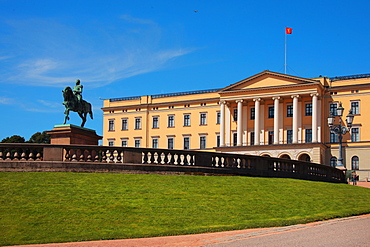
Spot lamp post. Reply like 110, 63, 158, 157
327, 102, 354, 169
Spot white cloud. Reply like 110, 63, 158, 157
0, 15, 195, 88
0, 97, 14, 105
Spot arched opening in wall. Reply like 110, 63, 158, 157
298, 154, 311, 162
261, 154, 271, 157
280, 154, 291, 159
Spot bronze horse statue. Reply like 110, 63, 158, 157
62, 86, 93, 127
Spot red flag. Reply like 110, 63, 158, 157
286, 27, 293, 34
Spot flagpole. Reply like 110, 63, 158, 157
284, 28, 287, 74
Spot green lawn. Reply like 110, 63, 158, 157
1, 172, 370, 246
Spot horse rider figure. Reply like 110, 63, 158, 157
73, 79, 83, 111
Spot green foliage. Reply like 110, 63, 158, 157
1, 135, 25, 143
1, 172, 370, 246
1, 131, 50, 144
27, 131, 50, 144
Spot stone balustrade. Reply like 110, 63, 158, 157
0, 143, 345, 183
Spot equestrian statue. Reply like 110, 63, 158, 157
62, 79, 93, 128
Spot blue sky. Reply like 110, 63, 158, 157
0, 0, 369, 141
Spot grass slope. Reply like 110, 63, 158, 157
1, 172, 370, 246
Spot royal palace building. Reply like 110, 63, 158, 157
102, 71, 370, 181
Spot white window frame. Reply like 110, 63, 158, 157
200, 112, 207, 126
135, 117, 142, 130
168, 115, 175, 128
121, 118, 128, 130
152, 116, 159, 129
184, 114, 191, 127
108, 119, 115, 131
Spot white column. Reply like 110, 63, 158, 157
253, 98, 261, 145
225, 104, 231, 146
273, 97, 280, 144
220, 101, 226, 147
311, 93, 318, 143
237, 100, 243, 146
292, 95, 299, 144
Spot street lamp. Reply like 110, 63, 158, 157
327, 102, 354, 170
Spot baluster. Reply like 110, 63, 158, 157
116, 150, 122, 163
28, 151, 34, 161
141, 151, 148, 164
94, 151, 100, 162
71, 149, 78, 162
163, 152, 169, 164
169, 152, 175, 165
109, 149, 114, 163
0, 151, 3, 161
189, 154, 195, 166
36, 151, 42, 161
79, 149, 85, 162
101, 150, 107, 163
64, 149, 70, 161
6, 152, 11, 160
218, 156, 223, 167
13, 151, 20, 161
20, 151, 27, 161
86, 149, 92, 162
158, 152, 164, 164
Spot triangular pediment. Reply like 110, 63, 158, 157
219, 71, 319, 92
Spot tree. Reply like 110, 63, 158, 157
27, 131, 50, 144
1, 135, 25, 143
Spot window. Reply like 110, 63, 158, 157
152, 138, 158, 148
305, 103, 312, 116
216, 135, 220, 147
351, 128, 359, 142
168, 138, 174, 149
268, 106, 274, 119
200, 113, 207, 125
233, 133, 237, 146
330, 103, 338, 116
330, 132, 338, 143
330, 157, 337, 167
121, 118, 128, 130
250, 108, 255, 120
216, 112, 221, 124
305, 129, 312, 143
168, 115, 174, 127
287, 130, 293, 144
134, 139, 141, 147
108, 140, 114, 146
233, 109, 238, 121
250, 132, 255, 145
200, 136, 206, 149
121, 139, 128, 147
152, 117, 159, 129
268, 131, 274, 145
351, 101, 360, 115
351, 156, 359, 170
287, 105, 293, 117
108, 119, 115, 131
184, 114, 190, 127
184, 137, 190, 150
135, 118, 141, 130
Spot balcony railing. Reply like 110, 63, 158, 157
0, 143, 345, 183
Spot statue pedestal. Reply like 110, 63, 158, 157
47, 124, 102, 145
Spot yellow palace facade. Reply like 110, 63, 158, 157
102, 71, 370, 181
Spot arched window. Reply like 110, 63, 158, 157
330, 157, 337, 167
299, 154, 311, 162
351, 156, 359, 170
280, 154, 291, 160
